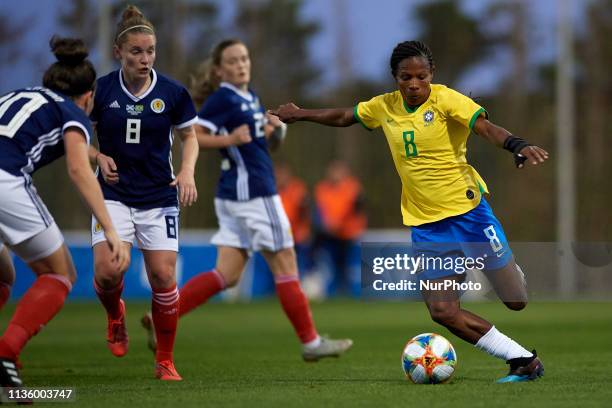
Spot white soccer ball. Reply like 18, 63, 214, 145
401, 333, 457, 384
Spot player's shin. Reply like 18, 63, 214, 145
0, 274, 71, 360
178, 269, 225, 317
152, 285, 179, 362
94, 277, 124, 319
274, 275, 319, 345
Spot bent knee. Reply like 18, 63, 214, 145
94, 259, 126, 287
220, 272, 240, 288
505, 301, 527, 311
64, 268, 77, 285
429, 306, 460, 326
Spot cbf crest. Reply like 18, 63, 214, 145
423, 109, 434, 126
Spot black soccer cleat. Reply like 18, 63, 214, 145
0, 358, 24, 387
497, 349, 544, 383
0, 357, 32, 404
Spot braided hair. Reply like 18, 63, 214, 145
389, 41, 434, 77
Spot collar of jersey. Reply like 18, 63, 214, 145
401, 88, 434, 114
220, 82, 253, 102
119, 68, 158, 102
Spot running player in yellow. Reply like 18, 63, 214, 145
270, 41, 548, 383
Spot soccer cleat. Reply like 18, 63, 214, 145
155, 360, 182, 381
140, 311, 157, 353
106, 299, 129, 357
0, 358, 24, 387
302, 336, 353, 362
0, 358, 31, 404
497, 349, 544, 383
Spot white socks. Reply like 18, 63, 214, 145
302, 335, 322, 350
475, 326, 533, 361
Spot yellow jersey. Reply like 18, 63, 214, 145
354, 84, 488, 226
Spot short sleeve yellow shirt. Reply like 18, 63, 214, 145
354, 84, 488, 226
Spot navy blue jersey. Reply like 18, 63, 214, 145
197, 82, 276, 201
92, 69, 197, 209
0, 87, 92, 177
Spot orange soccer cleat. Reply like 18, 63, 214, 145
155, 360, 182, 381
106, 299, 129, 357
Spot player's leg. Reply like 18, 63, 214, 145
0, 224, 74, 387
179, 197, 251, 317
93, 241, 131, 357
422, 274, 493, 343
457, 199, 528, 311
129, 206, 181, 380
142, 245, 248, 355
447, 198, 543, 381
178, 246, 248, 317
141, 249, 182, 381
485, 258, 528, 311
257, 196, 352, 361
0, 244, 15, 310
262, 247, 353, 361
91, 201, 133, 357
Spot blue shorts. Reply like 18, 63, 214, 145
411, 198, 513, 280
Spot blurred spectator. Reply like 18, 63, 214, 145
275, 162, 311, 247
275, 163, 314, 274
313, 160, 367, 295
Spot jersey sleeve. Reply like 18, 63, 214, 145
171, 86, 198, 129
440, 88, 488, 130
197, 92, 234, 134
354, 95, 383, 130
61, 102, 93, 145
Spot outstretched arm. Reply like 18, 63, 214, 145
195, 124, 251, 149
472, 116, 549, 168
268, 103, 357, 127
265, 113, 287, 151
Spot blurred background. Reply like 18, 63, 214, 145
1, 0, 610, 300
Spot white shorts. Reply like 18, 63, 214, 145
0, 169, 64, 262
212, 195, 294, 252
92, 200, 180, 251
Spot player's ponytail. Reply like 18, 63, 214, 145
42, 36, 96, 97
190, 38, 243, 109
115, 5, 155, 46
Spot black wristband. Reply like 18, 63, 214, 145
503, 135, 530, 155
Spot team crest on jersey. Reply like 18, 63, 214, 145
150, 98, 165, 113
93, 222, 102, 234
126, 104, 144, 115
423, 110, 434, 126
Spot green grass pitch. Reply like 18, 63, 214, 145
2, 300, 611, 407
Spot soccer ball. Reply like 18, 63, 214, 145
401, 333, 457, 384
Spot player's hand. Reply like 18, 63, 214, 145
265, 112, 284, 127
516, 145, 549, 169
171, 168, 198, 207
230, 124, 252, 145
104, 229, 129, 272
268, 103, 300, 124
96, 153, 119, 184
